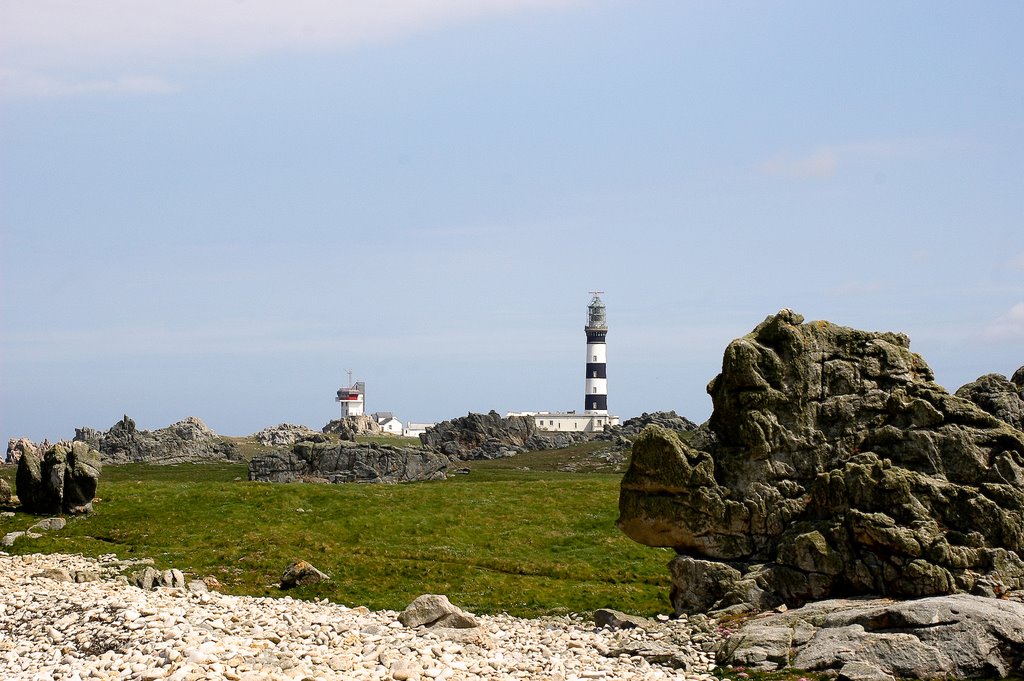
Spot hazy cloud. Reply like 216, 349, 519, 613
980, 303, 1024, 343
760, 138, 973, 180
761, 147, 838, 179
0, 67, 177, 98
0, 1, 577, 68
1008, 253, 1024, 271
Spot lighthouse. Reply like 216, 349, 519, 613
584, 292, 608, 414
506, 291, 618, 432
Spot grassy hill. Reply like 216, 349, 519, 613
0, 442, 674, 618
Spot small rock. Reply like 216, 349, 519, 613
30, 517, 67, 532
594, 608, 654, 630
2, 531, 24, 547
280, 560, 329, 589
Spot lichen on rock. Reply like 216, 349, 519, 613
618, 309, 1024, 613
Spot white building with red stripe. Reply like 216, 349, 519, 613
336, 381, 365, 417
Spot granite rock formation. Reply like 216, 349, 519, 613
322, 415, 382, 441
956, 369, 1024, 431
719, 594, 1024, 679
6, 437, 48, 465
16, 440, 101, 514
608, 411, 698, 440
419, 411, 587, 460
75, 415, 241, 465
618, 309, 1024, 613
252, 423, 319, 448
248, 439, 448, 484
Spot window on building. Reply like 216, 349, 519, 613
592, 387, 597, 393
592, 371, 597, 377
593, 355, 597, 361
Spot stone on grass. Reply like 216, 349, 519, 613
280, 560, 328, 589
16, 440, 100, 515
30, 517, 67, 532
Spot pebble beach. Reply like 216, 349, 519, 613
0, 552, 720, 681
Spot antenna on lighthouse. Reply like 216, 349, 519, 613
345, 368, 353, 388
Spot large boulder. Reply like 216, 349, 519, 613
956, 370, 1024, 430
248, 439, 449, 484
75, 415, 241, 465
16, 440, 101, 514
618, 310, 1024, 613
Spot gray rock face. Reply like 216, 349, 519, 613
248, 439, 448, 484
75, 415, 241, 465
16, 440, 101, 514
129, 566, 186, 590
420, 411, 584, 460
6, 437, 46, 465
719, 594, 1024, 679
618, 310, 1024, 613
322, 415, 382, 441
956, 370, 1024, 430
0, 478, 11, 505
398, 594, 478, 629
252, 423, 319, 448
608, 411, 698, 440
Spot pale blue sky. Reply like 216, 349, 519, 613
2, 1, 1022, 442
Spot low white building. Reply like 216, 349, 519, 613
370, 412, 404, 435
404, 422, 435, 438
507, 411, 619, 433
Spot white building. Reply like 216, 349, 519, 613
371, 412, 404, 435
404, 422, 435, 438
507, 410, 619, 433
336, 381, 365, 417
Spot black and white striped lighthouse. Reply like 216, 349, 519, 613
584, 292, 608, 414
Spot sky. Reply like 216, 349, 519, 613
1, 1, 1022, 442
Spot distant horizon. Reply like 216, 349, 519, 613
8, 304, 1020, 444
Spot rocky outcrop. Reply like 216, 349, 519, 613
618, 309, 1024, 613
420, 411, 587, 460
252, 423, 319, 448
720, 594, 1024, 679
956, 369, 1024, 430
248, 439, 448, 484
6, 437, 48, 465
322, 415, 382, 441
608, 411, 698, 440
75, 415, 241, 465
16, 440, 101, 514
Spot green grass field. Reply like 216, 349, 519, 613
0, 444, 675, 618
